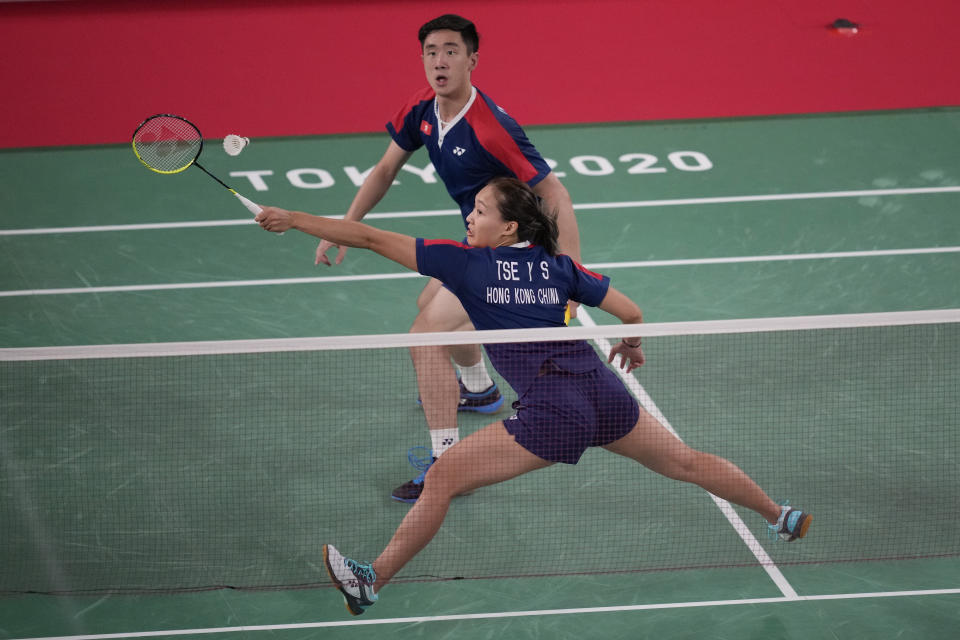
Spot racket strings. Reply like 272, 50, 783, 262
132, 115, 202, 173
131, 113, 262, 216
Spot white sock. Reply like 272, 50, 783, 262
430, 428, 460, 457
457, 361, 494, 392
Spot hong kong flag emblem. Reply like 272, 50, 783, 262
420, 120, 433, 136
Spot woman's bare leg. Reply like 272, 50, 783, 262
603, 407, 781, 523
373, 421, 553, 591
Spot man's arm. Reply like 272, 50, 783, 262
316, 140, 414, 266
533, 172, 582, 317
532, 173, 580, 263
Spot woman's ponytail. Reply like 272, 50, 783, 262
488, 177, 560, 256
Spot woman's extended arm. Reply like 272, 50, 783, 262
256, 207, 418, 271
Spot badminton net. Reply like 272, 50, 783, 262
0, 310, 957, 595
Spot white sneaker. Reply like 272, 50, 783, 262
323, 544, 378, 615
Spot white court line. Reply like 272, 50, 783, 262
0, 272, 424, 298
3, 246, 959, 298
589, 245, 960, 269
2, 185, 959, 236
0, 211, 461, 236
9, 589, 960, 639
575, 307, 798, 599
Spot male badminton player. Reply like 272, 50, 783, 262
255, 177, 812, 616
311, 14, 582, 504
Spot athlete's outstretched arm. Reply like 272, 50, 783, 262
597, 286, 645, 372
256, 207, 417, 271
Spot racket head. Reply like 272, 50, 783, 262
131, 114, 203, 174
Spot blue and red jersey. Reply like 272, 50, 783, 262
387, 87, 552, 223
416, 239, 611, 394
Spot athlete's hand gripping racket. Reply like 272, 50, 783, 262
132, 114, 261, 215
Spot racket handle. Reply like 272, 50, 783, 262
235, 192, 262, 215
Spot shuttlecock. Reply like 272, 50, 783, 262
223, 134, 250, 156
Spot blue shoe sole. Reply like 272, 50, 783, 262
391, 489, 475, 504
416, 394, 505, 413
457, 396, 505, 413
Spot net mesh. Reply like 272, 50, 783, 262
132, 115, 202, 173
1, 313, 958, 595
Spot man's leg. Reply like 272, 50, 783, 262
415, 279, 500, 404
411, 280, 469, 434
391, 280, 501, 503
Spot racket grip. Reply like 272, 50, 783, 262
235, 192, 263, 215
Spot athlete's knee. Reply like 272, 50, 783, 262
415, 279, 443, 312
423, 457, 463, 498
410, 300, 441, 334
411, 295, 469, 334
410, 309, 431, 333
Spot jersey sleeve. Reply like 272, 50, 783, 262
416, 238, 471, 290
385, 88, 434, 152
467, 93, 551, 188
564, 256, 611, 307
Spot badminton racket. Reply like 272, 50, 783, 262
132, 114, 261, 215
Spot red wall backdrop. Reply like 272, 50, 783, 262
1, 0, 958, 149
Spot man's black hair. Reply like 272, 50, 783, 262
418, 14, 480, 53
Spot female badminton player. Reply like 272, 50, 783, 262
255, 177, 812, 616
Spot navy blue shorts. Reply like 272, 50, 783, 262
504, 364, 640, 464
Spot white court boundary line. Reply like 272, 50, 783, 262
2, 185, 959, 236
3, 246, 959, 298
9, 589, 960, 639
576, 307, 798, 598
